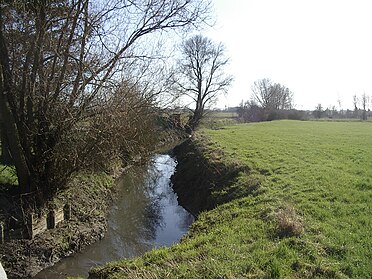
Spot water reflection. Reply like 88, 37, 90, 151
34, 154, 194, 279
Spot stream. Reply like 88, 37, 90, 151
34, 153, 194, 278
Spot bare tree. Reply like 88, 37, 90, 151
251, 78, 293, 111
353, 94, 359, 117
337, 98, 342, 111
313, 103, 323, 119
361, 93, 369, 120
0, 0, 211, 198
172, 35, 232, 131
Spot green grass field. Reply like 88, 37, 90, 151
90, 120, 372, 278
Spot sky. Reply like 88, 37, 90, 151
206, 0, 372, 110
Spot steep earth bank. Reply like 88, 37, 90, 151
170, 136, 247, 216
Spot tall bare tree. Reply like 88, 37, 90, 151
361, 93, 369, 120
251, 78, 293, 111
172, 35, 232, 131
353, 94, 359, 117
313, 103, 323, 119
0, 0, 210, 198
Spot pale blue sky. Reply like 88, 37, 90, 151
206, 0, 372, 110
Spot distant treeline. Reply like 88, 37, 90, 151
235, 105, 371, 123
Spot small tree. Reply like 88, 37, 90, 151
172, 35, 232, 132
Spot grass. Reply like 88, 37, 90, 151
0, 143, 18, 185
200, 111, 238, 130
0, 164, 18, 185
89, 120, 371, 278
206, 111, 238, 118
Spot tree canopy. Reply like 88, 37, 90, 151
0, 0, 211, 201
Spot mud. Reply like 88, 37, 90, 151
0, 173, 115, 279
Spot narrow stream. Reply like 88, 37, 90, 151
35, 154, 194, 278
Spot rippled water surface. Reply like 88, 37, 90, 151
35, 154, 194, 278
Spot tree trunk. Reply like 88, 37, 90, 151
187, 106, 203, 133
0, 14, 31, 192
0, 92, 31, 192
0, 122, 13, 164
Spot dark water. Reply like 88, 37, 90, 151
35, 154, 194, 278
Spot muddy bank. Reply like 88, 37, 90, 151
0, 170, 118, 278
170, 137, 246, 216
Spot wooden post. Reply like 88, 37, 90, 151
63, 203, 71, 220
28, 213, 34, 239
47, 210, 56, 229
0, 222, 4, 244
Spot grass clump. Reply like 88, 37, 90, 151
275, 205, 304, 238
89, 120, 372, 278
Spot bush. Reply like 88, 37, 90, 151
238, 106, 307, 122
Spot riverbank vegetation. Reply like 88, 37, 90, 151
90, 120, 372, 278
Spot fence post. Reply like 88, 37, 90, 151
64, 203, 71, 220
28, 213, 34, 239
0, 222, 4, 244
47, 210, 56, 229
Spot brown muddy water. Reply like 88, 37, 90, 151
34, 154, 194, 278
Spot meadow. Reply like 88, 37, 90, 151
82, 121, 372, 278
201, 120, 372, 277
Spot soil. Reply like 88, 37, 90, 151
0, 171, 117, 279
170, 139, 212, 216
1, 219, 106, 278
170, 137, 244, 216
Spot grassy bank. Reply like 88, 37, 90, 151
90, 120, 371, 278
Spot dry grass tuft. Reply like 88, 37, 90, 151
276, 205, 304, 237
